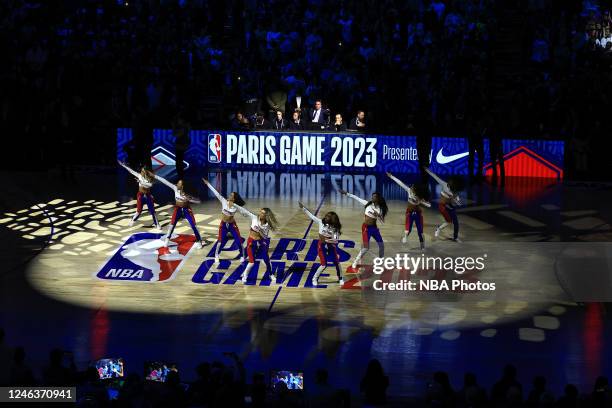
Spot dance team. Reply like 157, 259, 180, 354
119, 162, 464, 285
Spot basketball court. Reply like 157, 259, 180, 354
1, 168, 612, 398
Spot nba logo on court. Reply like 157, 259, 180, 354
208, 133, 222, 163
96, 232, 197, 282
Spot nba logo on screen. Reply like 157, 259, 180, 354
208, 134, 222, 163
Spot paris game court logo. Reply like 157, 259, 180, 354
95, 233, 197, 282
94, 235, 359, 288
208, 133, 222, 163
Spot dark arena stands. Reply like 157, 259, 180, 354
1, 0, 612, 406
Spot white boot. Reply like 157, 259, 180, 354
164, 225, 174, 244
351, 248, 368, 269
312, 265, 325, 286
242, 263, 253, 283
338, 278, 344, 286
214, 245, 221, 263
435, 222, 448, 238
128, 214, 137, 227
401, 231, 408, 243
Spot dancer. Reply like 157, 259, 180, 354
118, 161, 160, 229
154, 175, 205, 247
339, 189, 388, 270
386, 172, 431, 249
298, 202, 344, 286
202, 178, 246, 263
234, 205, 279, 283
424, 167, 464, 242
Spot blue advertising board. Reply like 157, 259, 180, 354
117, 129, 564, 178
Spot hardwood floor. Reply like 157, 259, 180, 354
1, 170, 611, 397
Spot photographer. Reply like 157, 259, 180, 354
76, 367, 110, 406
306, 369, 342, 407
0, 329, 13, 386
43, 349, 77, 386
213, 352, 246, 407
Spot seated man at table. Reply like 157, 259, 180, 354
230, 111, 250, 130
254, 112, 269, 130
272, 110, 289, 130
331, 113, 347, 132
348, 110, 366, 131
289, 110, 305, 130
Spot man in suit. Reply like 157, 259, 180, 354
307, 100, 329, 130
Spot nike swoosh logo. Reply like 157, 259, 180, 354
436, 148, 469, 164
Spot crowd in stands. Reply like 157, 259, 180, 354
1, 328, 612, 407
0, 0, 495, 137
583, 0, 612, 48
1, 0, 611, 176
510, 0, 612, 177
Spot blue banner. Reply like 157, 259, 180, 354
117, 129, 564, 178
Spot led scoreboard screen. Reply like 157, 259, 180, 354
117, 129, 564, 178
